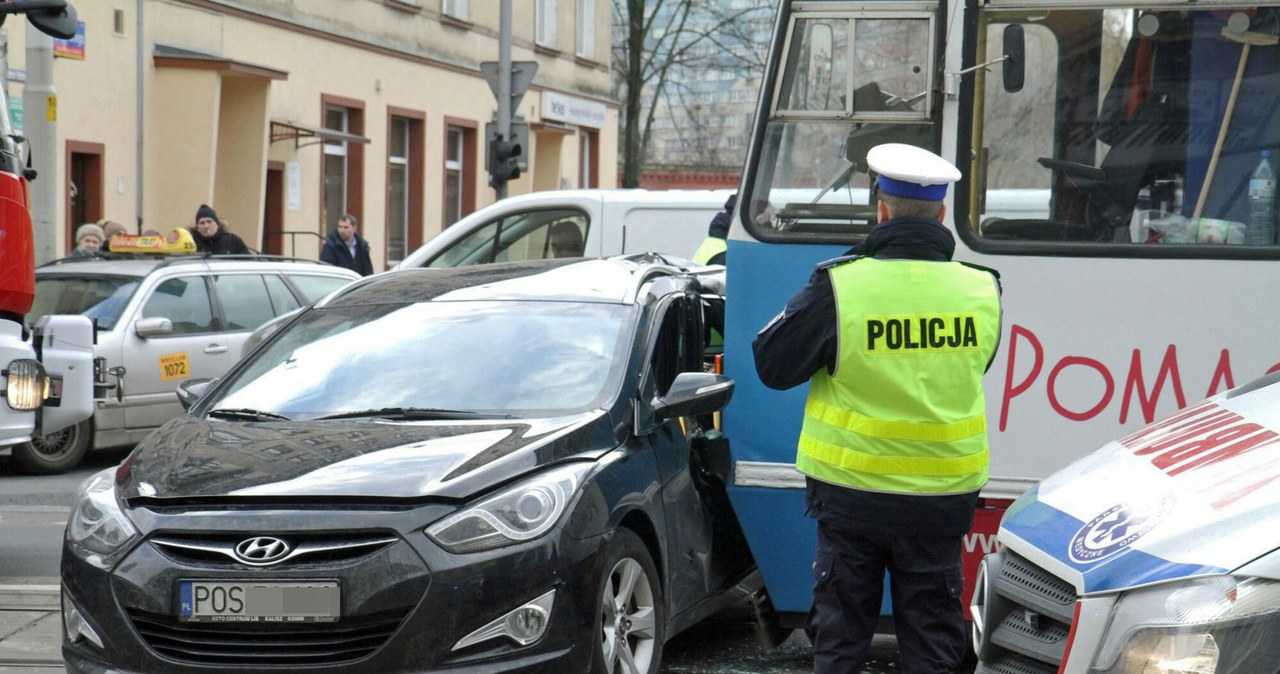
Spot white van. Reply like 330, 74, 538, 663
394, 188, 735, 269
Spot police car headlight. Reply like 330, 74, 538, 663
67, 469, 139, 563
4, 358, 46, 411
426, 463, 592, 554
1090, 577, 1280, 673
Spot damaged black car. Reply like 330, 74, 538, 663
61, 255, 755, 674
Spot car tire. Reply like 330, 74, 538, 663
593, 528, 665, 674
11, 419, 92, 475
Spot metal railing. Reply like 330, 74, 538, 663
264, 230, 325, 259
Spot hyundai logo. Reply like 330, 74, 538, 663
233, 536, 292, 565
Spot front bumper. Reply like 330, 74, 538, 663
62, 505, 605, 673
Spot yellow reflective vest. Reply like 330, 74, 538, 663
796, 257, 1001, 495
692, 237, 727, 265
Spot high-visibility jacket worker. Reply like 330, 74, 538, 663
691, 194, 736, 265
752, 143, 1003, 674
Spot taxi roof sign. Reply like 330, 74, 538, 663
110, 228, 196, 255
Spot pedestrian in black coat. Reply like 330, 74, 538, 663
190, 204, 251, 255
320, 213, 374, 276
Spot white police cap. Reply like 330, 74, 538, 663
867, 143, 961, 201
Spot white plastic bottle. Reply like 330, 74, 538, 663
1247, 150, 1276, 245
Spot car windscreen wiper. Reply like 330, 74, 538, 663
207, 408, 293, 421
314, 407, 515, 421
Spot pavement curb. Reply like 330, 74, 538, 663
0, 585, 59, 611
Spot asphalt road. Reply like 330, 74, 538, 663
0, 446, 905, 673
0, 447, 123, 582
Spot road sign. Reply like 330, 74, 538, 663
480, 60, 538, 111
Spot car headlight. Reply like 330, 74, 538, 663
426, 462, 592, 554
66, 468, 139, 560
4, 358, 46, 411
1091, 576, 1280, 674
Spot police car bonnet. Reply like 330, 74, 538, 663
868, 143, 961, 201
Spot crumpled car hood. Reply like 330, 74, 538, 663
119, 411, 610, 502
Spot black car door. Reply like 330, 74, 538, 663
643, 293, 751, 621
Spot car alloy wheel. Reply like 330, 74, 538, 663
596, 528, 664, 674
12, 419, 92, 475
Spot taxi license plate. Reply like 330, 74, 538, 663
178, 580, 340, 622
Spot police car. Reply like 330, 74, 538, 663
970, 372, 1280, 673
11, 249, 359, 474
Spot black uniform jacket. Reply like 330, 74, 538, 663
752, 217, 1001, 537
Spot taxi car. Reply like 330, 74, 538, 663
60, 255, 752, 674
12, 255, 358, 473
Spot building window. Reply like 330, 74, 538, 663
386, 110, 424, 266
580, 129, 598, 188
321, 97, 365, 235
536, 0, 556, 47
442, 0, 468, 21
444, 128, 465, 227
388, 117, 411, 264
576, 0, 594, 58
323, 106, 350, 232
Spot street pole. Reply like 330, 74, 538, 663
0, 28, 9, 103
26, 23, 56, 265
136, 0, 145, 233
496, 0, 512, 200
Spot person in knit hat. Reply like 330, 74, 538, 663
190, 204, 250, 255
71, 223, 105, 257
99, 220, 128, 253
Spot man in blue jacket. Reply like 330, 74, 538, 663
321, 214, 374, 276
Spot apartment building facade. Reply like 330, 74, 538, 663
10, 0, 617, 269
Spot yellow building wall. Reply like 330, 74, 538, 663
7, 0, 618, 265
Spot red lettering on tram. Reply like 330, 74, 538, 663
999, 325, 1042, 431
1119, 346, 1186, 425
1047, 357, 1114, 421
997, 325, 1274, 429
1207, 350, 1236, 396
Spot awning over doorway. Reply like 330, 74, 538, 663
153, 44, 288, 80
270, 120, 372, 149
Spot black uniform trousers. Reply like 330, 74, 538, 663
806, 519, 967, 674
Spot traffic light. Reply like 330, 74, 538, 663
488, 134, 522, 187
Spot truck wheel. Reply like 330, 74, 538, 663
593, 528, 665, 674
12, 419, 92, 475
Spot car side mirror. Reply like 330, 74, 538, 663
134, 317, 173, 338
652, 372, 735, 420
1003, 24, 1025, 93
176, 378, 215, 411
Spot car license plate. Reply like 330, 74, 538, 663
178, 580, 340, 622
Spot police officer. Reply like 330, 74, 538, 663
752, 143, 1002, 674
692, 193, 736, 265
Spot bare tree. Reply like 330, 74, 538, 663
612, 0, 773, 187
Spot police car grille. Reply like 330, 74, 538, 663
149, 531, 399, 568
975, 551, 1079, 674
127, 608, 408, 665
